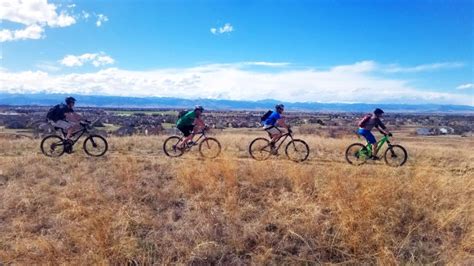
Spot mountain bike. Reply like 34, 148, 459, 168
249, 127, 310, 162
345, 132, 407, 167
163, 127, 221, 158
40, 120, 108, 157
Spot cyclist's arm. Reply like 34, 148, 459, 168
376, 120, 390, 135
194, 117, 205, 129
65, 112, 82, 122
276, 118, 289, 129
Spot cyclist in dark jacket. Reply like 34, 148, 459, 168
50, 97, 83, 140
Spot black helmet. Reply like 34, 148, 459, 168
194, 105, 204, 111
65, 96, 76, 104
374, 108, 384, 115
275, 104, 285, 110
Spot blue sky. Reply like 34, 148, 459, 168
1, 0, 473, 105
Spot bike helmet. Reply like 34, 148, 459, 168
275, 104, 285, 111
65, 96, 76, 104
194, 105, 204, 111
374, 108, 384, 115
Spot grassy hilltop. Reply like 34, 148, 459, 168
0, 131, 472, 264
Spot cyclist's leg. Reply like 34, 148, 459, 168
53, 120, 75, 152
366, 132, 378, 158
358, 128, 377, 156
66, 121, 81, 139
54, 120, 73, 139
265, 126, 281, 143
178, 125, 194, 148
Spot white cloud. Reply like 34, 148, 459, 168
0, 24, 44, 42
331, 60, 377, 73
0, 61, 472, 105
0, 0, 76, 42
327, 60, 464, 74
210, 23, 234, 35
59, 53, 115, 67
35, 61, 61, 72
219, 23, 233, 33
82, 11, 90, 20
457, 83, 474, 90
383, 62, 464, 73
50, 11, 76, 27
96, 14, 108, 27
243, 62, 290, 67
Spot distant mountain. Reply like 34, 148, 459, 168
0, 92, 473, 113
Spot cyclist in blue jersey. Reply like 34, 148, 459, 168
263, 104, 289, 154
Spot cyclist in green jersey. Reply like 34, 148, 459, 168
176, 105, 205, 149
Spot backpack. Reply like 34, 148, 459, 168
358, 114, 372, 128
260, 110, 273, 122
177, 110, 189, 119
46, 104, 63, 122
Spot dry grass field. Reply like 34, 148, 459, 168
0, 130, 473, 264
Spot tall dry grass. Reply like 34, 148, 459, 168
0, 132, 472, 264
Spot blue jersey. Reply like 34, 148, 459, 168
264, 111, 281, 126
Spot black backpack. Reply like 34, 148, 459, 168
260, 110, 273, 122
46, 104, 63, 122
177, 110, 189, 119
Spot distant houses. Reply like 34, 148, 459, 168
416, 127, 455, 136
0, 105, 472, 138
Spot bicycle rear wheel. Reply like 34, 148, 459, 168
285, 139, 310, 162
249, 138, 272, 161
384, 145, 408, 167
345, 143, 369, 165
83, 135, 108, 157
199, 137, 221, 158
163, 136, 184, 157
40, 135, 65, 157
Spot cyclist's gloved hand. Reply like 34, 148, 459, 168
388, 133, 393, 137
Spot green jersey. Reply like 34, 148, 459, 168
176, 110, 197, 127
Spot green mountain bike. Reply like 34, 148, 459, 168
345, 132, 407, 167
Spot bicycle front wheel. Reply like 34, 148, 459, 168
40, 135, 65, 157
199, 137, 221, 158
83, 135, 108, 157
345, 143, 369, 165
384, 145, 408, 167
285, 139, 310, 162
249, 138, 272, 161
163, 136, 184, 157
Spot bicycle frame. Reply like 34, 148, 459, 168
268, 131, 294, 151
178, 130, 208, 151
56, 124, 90, 145
364, 135, 391, 157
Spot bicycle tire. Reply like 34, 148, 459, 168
285, 139, 310, 162
83, 135, 108, 157
199, 137, 221, 159
163, 136, 184, 157
249, 137, 272, 161
345, 143, 369, 165
384, 144, 408, 167
40, 135, 65, 157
